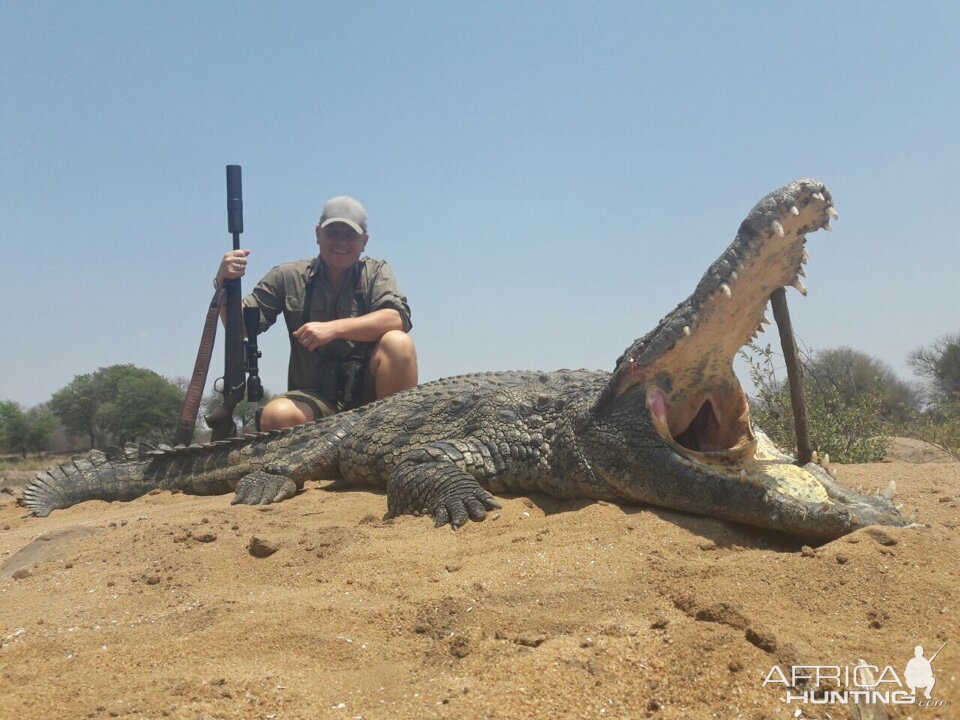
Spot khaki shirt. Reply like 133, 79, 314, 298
243, 256, 412, 392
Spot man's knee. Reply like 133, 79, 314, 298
370, 331, 418, 399
259, 398, 313, 431
375, 330, 416, 361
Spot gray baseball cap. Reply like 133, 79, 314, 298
319, 195, 368, 234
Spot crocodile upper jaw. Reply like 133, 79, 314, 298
594, 179, 837, 472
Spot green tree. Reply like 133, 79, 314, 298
48, 372, 100, 448
0, 401, 56, 458
901, 332, 960, 460
909, 332, 960, 403
26, 405, 56, 455
804, 347, 919, 423
49, 365, 185, 448
95, 373, 185, 445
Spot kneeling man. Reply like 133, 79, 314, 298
215, 195, 417, 430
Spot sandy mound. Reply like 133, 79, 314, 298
883, 437, 956, 464
1, 463, 958, 719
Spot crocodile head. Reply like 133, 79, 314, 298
588, 179, 907, 542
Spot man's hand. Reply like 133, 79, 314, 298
292, 321, 341, 351
217, 249, 250, 284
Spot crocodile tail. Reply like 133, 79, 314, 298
22, 444, 158, 517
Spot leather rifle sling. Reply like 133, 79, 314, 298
174, 288, 225, 445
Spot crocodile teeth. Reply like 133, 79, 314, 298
720, 283, 732, 299
812, 192, 825, 202
797, 266, 806, 277
792, 277, 808, 296
811, 450, 819, 464
827, 206, 839, 220
682, 325, 691, 336
790, 205, 799, 216
801, 249, 809, 263
771, 220, 785, 237
822, 453, 831, 473
761, 313, 771, 325
822, 222, 832, 232
882, 481, 896, 499
730, 270, 738, 281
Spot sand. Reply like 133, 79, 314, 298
1, 460, 958, 720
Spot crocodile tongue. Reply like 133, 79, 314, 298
594, 179, 838, 466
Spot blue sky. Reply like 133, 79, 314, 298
1, 1, 958, 407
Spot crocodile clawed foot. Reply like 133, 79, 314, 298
433, 490, 502, 530
386, 460, 501, 530
232, 470, 298, 506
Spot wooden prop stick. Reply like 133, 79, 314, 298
769, 287, 813, 465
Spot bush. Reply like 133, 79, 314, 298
742, 343, 889, 463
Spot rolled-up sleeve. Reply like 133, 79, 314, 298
243, 265, 286, 333
368, 261, 412, 332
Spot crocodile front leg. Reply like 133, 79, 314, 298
231, 470, 299, 506
387, 442, 503, 528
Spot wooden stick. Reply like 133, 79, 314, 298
769, 288, 813, 465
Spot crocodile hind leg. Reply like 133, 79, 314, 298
231, 470, 298, 506
387, 449, 502, 529
230, 416, 356, 506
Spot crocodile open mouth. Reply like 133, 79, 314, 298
673, 400, 733, 452
646, 383, 755, 464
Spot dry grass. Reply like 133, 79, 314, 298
0, 452, 75, 473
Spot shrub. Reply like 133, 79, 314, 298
742, 343, 888, 463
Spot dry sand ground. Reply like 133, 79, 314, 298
0, 456, 957, 720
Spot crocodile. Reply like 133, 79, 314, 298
23, 179, 908, 542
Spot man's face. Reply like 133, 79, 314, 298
316, 222, 368, 273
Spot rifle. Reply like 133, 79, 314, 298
206, 165, 263, 440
